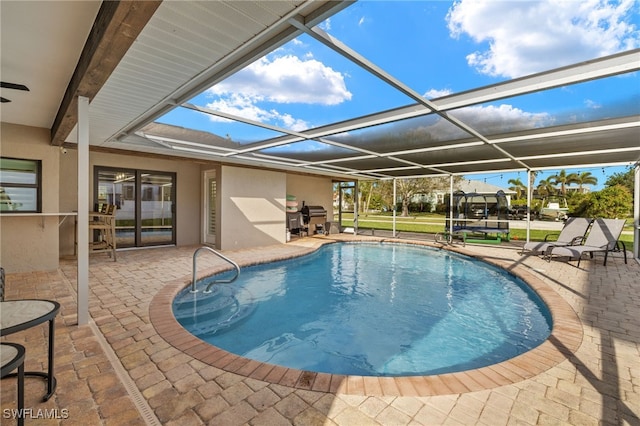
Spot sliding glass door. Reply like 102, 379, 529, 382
95, 167, 176, 248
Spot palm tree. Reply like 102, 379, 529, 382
536, 179, 556, 198
528, 171, 538, 195
575, 171, 598, 192
548, 169, 578, 196
507, 178, 526, 200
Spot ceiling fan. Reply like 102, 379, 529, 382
1, 81, 30, 103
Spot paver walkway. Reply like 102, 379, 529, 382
1, 235, 638, 425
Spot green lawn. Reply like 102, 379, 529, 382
335, 213, 635, 246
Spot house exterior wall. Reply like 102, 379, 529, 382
0, 123, 61, 272
1, 122, 336, 271
58, 150, 204, 256
204, 167, 334, 250
219, 166, 287, 250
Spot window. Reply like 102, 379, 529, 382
0, 157, 42, 213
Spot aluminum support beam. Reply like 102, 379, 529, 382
449, 176, 454, 244
77, 96, 89, 325
392, 179, 397, 238
242, 45, 639, 159
289, 16, 532, 171
352, 181, 359, 235
634, 164, 639, 261
526, 170, 532, 243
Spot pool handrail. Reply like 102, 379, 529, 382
190, 246, 240, 293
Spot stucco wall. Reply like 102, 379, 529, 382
219, 166, 287, 250
58, 150, 204, 255
286, 174, 334, 232
1, 122, 337, 271
0, 123, 61, 272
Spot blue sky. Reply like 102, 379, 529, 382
158, 0, 639, 190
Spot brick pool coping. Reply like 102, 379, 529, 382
149, 237, 583, 397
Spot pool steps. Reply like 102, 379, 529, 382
174, 285, 255, 336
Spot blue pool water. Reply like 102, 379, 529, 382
173, 243, 552, 376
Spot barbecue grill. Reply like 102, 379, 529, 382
300, 205, 326, 223
300, 205, 327, 234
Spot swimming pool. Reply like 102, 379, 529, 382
173, 242, 552, 377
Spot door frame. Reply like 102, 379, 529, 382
94, 166, 177, 248
203, 169, 217, 246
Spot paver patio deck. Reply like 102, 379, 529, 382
1, 234, 638, 425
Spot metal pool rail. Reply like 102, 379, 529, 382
190, 246, 240, 293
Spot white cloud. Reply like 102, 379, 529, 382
209, 55, 351, 106
447, 0, 639, 78
585, 99, 602, 109
205, 54, 351, 131
419, 104, 552, 140
454, 104, 552, 130
318, 18, 331, 31
358, 16, 365, 26
424, 88, 453, 99
205, 94, 311, 131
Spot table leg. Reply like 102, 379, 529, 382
5, 318, 58, 401
44, 317, 56, 401
17, 362, 24, 426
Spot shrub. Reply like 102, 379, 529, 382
574, 185, 632, 218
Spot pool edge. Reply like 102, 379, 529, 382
149, 236, 583, 397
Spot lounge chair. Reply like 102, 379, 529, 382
520, 217, 592, 256
547, 218, 627, 266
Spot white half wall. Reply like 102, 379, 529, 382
1, 123, 61, 272
219, 166, 286, 250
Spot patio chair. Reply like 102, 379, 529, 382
520, 217, 592, 256
89, 204, 117, 261
547, 218, 627, 267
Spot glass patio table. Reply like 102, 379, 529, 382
0, 299, 60, 401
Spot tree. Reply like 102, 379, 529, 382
358, 181, 375, 215
507, 177, 526, 200
605, 166, 634, 193
536, 179, 556, 198
567, 191, 588, 215
379, 176, 457, 217
548, 169, 578, 196
528, 170, 538, 193
574, 185, 632, 218
395, 179, 428, 217
575, 171, 598, 192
